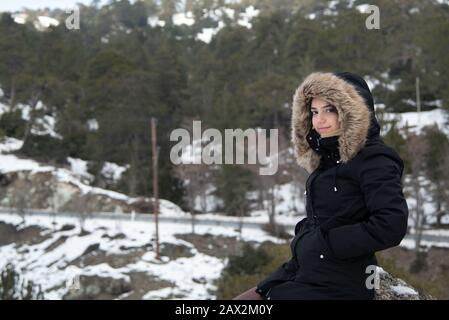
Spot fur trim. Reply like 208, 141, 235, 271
319, 127, 343, 138
291, 72, 371, 173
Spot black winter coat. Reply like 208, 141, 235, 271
256, 72, 409, 300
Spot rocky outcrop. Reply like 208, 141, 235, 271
63, 274, 132, 300
374, 267, 433, 300
0, 170, 184, 215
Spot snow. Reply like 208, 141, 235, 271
355, 4, 373, 13
271, 183, 305, 215
194, 189, 222, 212
32, 114, 62, 139
0, 154, 53, 174
184, 211, 302, 229
196, 7, 242, 43
6, 101, 61, 138
79, 263, 131, 281
364, 75, 381, 90
19, 103, 32, 120
380, 71, 402, 91
390, 285, 418, 296
55, 169, 128, 201
101, 162, 129, 182
0, 135, 188, 215
87, 119, 99, 131
424, 99, 443, 108
148, 16, 166, 27
246, 182, 305, 219
0, 137, 23, 153
376, 266, 387, 275
12, 12, 28, 24
67, 157, 93, 181
237, 5, 259, 29
399, 237, 449, 250
178, 138, 209, 164
207, 8, 235, 21
142, 287, 175, 299
173, 12, 195, 26
2, 203, 438, 300
322, 2, 339, 17
36, 16, 59, 28
0, 208, 283, 300
385, 108, 449, 136
28, 230, 105, 269
347, 0, 357, 7
140, 253, 225, 299
196, 21, 225, 43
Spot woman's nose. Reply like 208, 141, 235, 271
316, 113, 326, 123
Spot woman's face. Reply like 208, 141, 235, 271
310, 97, 340, 135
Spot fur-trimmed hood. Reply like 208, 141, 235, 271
291, 71, 381, 173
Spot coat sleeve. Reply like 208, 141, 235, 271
255, 257, 298, 296
255, 218, 307, 296
324, 152, 409, 260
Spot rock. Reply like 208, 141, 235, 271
81, 243, 100, 256
374, 267, 433, 300
121, 272, 174, 300
176, 233, 240, 259
78, 229, 91, 236
44, 235, 68, 252
70, 248, 147, 269
60, 224, 75, 231
0, 169, 185, 215
160, 242, 194, 259
102, 233, 126, 240
0, 222, 50, 246
0, 222, 17, 246
119, 243, 152, 251
0, 171, 134, 214
63, 275, 132, 300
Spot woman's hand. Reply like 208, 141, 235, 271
232, 287, 264, 300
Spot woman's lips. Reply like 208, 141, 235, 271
318, 127, 331, 131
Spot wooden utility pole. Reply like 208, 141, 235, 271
151, 118, 160, 260
416, 76, 421, 125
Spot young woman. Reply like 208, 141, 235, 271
233, 71, 409, 300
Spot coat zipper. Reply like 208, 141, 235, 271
306, 169, 321, 227
292, 169, 321, 265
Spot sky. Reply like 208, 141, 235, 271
0, 0, 107, 12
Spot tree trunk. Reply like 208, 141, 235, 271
9, 77, 16, 109
413, 176, 424, 253
268, 185, 277, 237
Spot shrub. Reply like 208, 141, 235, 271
215, 241, 290, 299
0, 111, 26, 138
19, 135, 67, 163
0, 264, 44, 300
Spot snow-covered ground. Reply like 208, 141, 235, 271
0, 211, 283, 300
0, 137, 23, 153
382, 107, 449, 136
1, 206, 444, 300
